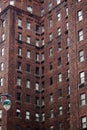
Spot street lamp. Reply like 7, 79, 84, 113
0, 94, 11, 111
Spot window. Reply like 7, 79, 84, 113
35, 82, 39, 91
58, 57, 61, 66
66, 7, 68, 16
2, 20, 5, 27
78, 30, 83, 41
27, 22, 31, 30
36, 39, 40, 47
49, 62, 53, 70
41, 8, 45, 16
26, 94, 30, 103
81, 116, 86, 129
26, 80, 31, 88
16, 125, 21, 130
16, 109, 21, 117
0, 110, 2, 119
18, 33, 22, 41
49, 33, 53, 41
1, 33, 5, 41
0, 78, 3, 86
42, 113, 45, 122
10, 0, 14, 5
67, 69, 70, 79
57, 13, 61, 21
42, 39, 45, 46
57, 28, 61, 36
50, 109, 54, 118
67, 103, 70, 113
36, 67, 39, 75
50, 126, 54, 130
26, 64, 30, 72
27, 6, 32, 13
50, 93, 53, 102
26, 127, 31, 130
67, 85, 70, 95
58, 89, 62, 97
42, 67, 44, 75
42, 81, 45, 90
0, 63, 4, 71
58, 42, 61, 51
58, 73, 62, 82
49, 19, 53, 28
66, 37, 70, 47
41, 25, 44, 33
41, 97, 45, 106
18, 47, 22, 56
79, 50, 84, 62
48, 1, 52, 11
49, 48, 53, 56
26, 111, 30, 120
41, 53, 44, 61
35, 97, 40, 106
59, 106, 63, 115
1, 48, 4, 56
17, 62, 22, 71
66, 22, 69, 30
26, 36, 31, 44
67, 53, 70, 63
78, 10, 83, 21
80, 93, 86, 106
35, 113, 39, 121
50, 77, 53, 85
58, 122, 62, 130
27, 50, 31, 58
36, 53, 40, 61
18, 19, 22, 28
79, 72, 85, 84
17, 78, 21, 86
16, 92, 21, 101
56, 0, 61, 5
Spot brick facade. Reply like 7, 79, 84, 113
0, 0, 87, 130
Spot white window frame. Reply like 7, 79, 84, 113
57, 13, 61, 21
58, 28, 61, 36
0, 110, 2, 119
35, 82, 39, 91
27, 22, 31, 30
80, 72, 85, 84
17, 78, 21, 86
49, 33, 53, 41
59, 106, 63, 115
18, 19, 22, 27
18, 48, 22, 56
26, 80, 31, 88
78, 30, 83, 41
26, 36, 31, 44
35, 113, 39, 122
80, 93, 86, 106
26, 111, 30, 120
56, 0, 61, 5
0, 78, 3, 86
79, 50, 84, 62
27, 6, 33, 13
1, 48, 4, 56
81, 117, 87, 129
78, 10, 83, 21
58, 73, 62, 82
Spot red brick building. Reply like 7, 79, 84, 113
0, 0, 87, 130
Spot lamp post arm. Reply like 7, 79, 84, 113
0, 94, 10, 99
